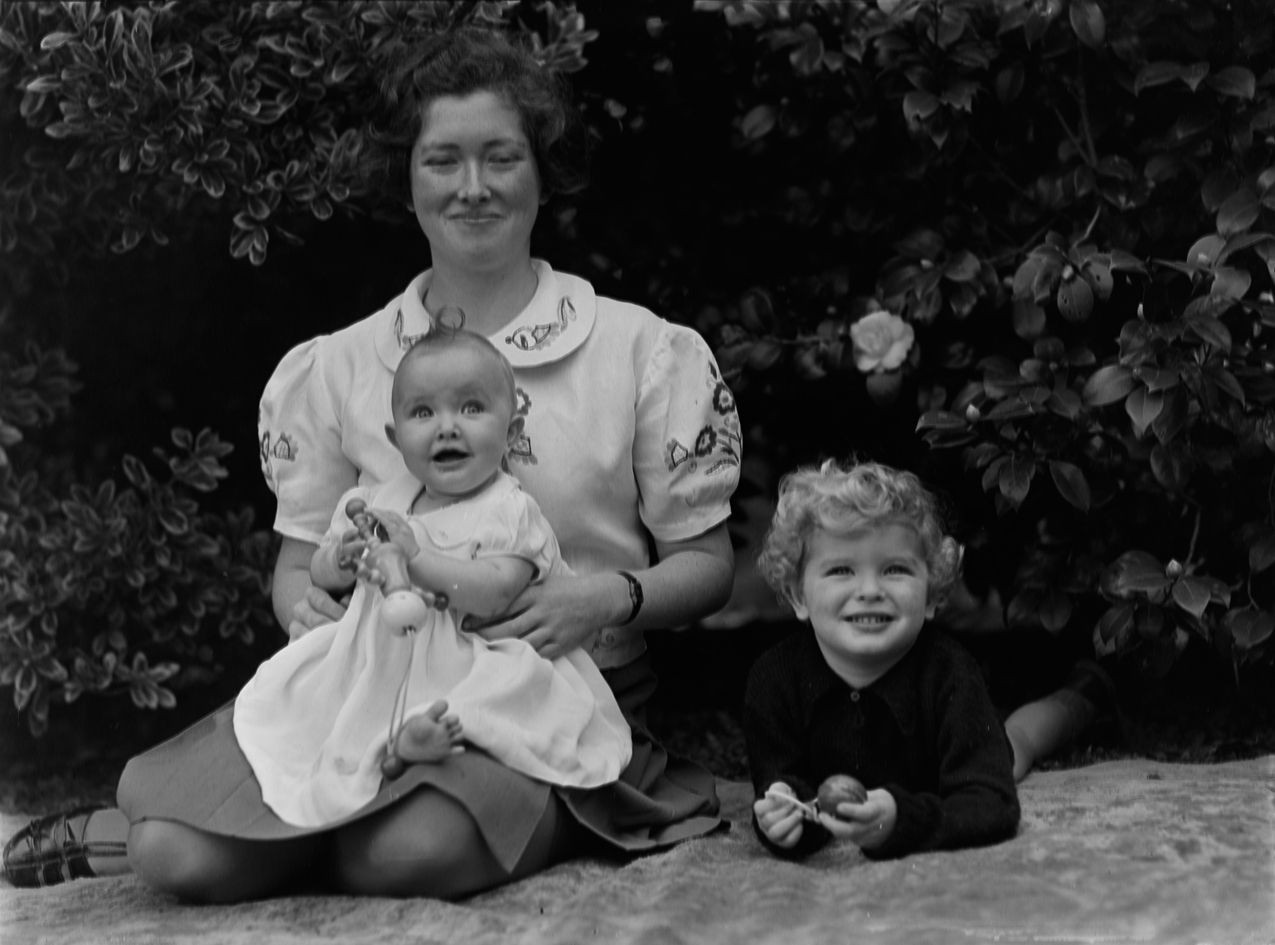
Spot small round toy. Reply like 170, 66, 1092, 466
817, 774, 868, 816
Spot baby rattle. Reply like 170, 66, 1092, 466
344, 498, 448, 779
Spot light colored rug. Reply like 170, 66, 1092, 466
2, 758, 1273, 945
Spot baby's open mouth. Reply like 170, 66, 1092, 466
432, 449, 469, 463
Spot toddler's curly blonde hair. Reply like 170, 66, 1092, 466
758, 459, 962, 612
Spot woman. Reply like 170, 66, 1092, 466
4, 26, 739, 899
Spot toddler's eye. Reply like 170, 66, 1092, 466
885, 564, 916, 576
825, 565, 851, 577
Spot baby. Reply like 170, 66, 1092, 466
233, 329, 631, 828
746, 459, 1019, 860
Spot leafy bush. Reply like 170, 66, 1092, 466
689, 0, 1275, 690
0, 328, 278, 735
0, 0, 596, 291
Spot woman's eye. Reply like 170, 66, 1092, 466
490, 152, 520, 165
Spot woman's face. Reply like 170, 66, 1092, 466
409, 90, 541, 273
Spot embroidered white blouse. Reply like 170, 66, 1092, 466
258, 260, 741, 669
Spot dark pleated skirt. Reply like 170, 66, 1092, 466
117, 651, 722, 872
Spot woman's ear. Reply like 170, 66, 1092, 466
506, 414, 525, 447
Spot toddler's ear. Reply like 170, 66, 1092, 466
506, 414, 525, 446
787, 587, 810, 622
385, 423, 399, 449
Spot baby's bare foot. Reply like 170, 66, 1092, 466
393, 700, 464, 764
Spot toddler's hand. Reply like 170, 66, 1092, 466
816, 788, 898, 851
753, 782, 808, 850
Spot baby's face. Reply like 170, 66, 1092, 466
390, 346, 516, 500
793, 522, 934, 683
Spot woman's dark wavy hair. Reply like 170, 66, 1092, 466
358, 26, 589, 205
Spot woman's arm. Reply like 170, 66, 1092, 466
473, 521, 734, 661
273, 536, 348, 640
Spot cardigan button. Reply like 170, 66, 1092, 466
850, 691, 860, 702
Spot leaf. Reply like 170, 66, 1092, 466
1049, 460, 1091, 511
1046, 388, 1082, 419
943, 251, 979, 282
865, 370, 902, 405
1204, 365, 1244, 403
1248, 533, 1275, 573
1134, 61, 1183, 95
1125, 387, 1164, 437
1039, 589, 1073, 632
1105, 550, 1170, 600
1056, 277, 1093, 321
1186, 234, 1226, 267
1150, 443, 1192, 491
1188, 313, 1233, 349
1068, 0, 1105, 48
740, 105, 776, 140
903, 90, 941, 124
1229, 610, 1275, 650
1217, 188, 1260, 235
1171, 576, 1213, 618
1094, 603, 1135, 656
998, 454, 1035, 508
916, 411, 969, 432
1082, 364, 1135, 406
1207, 65, 1256, 100
1210, 267, 1250, 300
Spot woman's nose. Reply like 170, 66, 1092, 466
458, 159, 490, 202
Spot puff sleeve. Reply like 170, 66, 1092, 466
466, 488, 564, 583
258, 338, 359, 544
632, 323, 741, 542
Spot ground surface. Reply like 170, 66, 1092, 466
2, 758, 1273, 945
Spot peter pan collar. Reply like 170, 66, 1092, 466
374, 260, 596, 372
799, 628, 921, 736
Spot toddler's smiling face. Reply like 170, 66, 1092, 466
793, 522, 934, 686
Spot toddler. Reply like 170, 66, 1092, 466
233, 329, 631, 827
746, 460, 1019, 859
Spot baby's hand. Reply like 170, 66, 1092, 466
369, 509, 420, 559
335, 527, 369, 573
816, 787, 898, 851
753, 782, 809, 850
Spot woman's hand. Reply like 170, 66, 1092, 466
753, 782, 807, 850
470, 571, 627, 661
289, 585, 349, 641
816, 788, 898, 851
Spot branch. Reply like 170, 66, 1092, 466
1074, 47, 1099, 166
1186, 506, 1202, 565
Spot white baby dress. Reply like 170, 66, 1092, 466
233, 471, 632, 828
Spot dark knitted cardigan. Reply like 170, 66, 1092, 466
743, 625, 1020, 860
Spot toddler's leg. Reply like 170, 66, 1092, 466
128, 820, 325, 902
1003, 661, 1116, 781
331, 787, 576, 898
393, 700, 464, 765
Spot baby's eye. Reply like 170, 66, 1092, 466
461, 401, 485, 414
411, 406, 433, 419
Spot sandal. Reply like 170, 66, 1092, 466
2, 804, 127, 888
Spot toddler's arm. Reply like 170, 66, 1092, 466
743, 657, 831, 859
369, 509, 535, 618
858, 648, 1020, 860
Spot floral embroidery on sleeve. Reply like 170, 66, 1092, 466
665, 363, 741, 476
